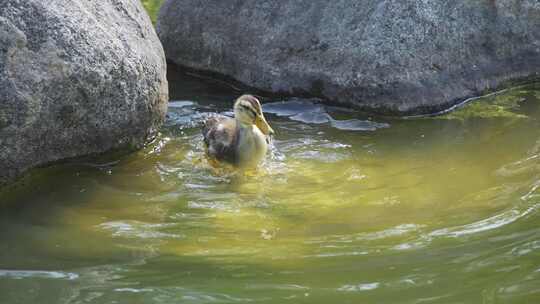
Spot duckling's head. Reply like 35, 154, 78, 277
233, 95, 274, 135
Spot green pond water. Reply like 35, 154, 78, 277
1, 68, 540, 303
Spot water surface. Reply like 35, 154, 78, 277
1, 69, 539, 303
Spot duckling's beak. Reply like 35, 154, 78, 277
255, 113, 275, 135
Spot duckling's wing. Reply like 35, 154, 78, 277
202, 116, 238, 164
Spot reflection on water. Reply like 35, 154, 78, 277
1, 69, 539, 303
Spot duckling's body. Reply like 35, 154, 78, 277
203, 116, 268, 167
202, 95, 274, 168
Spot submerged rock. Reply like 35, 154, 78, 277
157, 0, 540, 115
263, 99, 389, 131
264, 99, 325, 117
0, 0, 168, 186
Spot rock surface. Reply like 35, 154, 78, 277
0, 0, 168, 186
157, 0, 540, 114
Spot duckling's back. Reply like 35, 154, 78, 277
202, 116, 238, 165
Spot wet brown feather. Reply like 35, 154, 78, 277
202, 116, 239, 165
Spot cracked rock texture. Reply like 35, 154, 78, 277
157, 0, 540, 114
0, 0, 168, 186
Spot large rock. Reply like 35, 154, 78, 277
0, 0, 168, 186
157, 0, 540, 114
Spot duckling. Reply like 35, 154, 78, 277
202, 95, 274, 168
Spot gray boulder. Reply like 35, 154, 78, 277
157, 0, 540, 114
0, 0, 168, 186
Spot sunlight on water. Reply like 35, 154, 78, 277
1, 69, 539, 303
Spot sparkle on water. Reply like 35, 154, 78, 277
1, 68, 540, 303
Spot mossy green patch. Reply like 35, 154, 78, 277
141, 0, 164, 24
435, 84, 540, 121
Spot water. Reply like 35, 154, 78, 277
1, 68, 539, 303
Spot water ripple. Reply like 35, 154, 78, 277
98, 221, 183, 239
429, 205, 537, 238
338, 282, 380, 292
0, 270, 78, 280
